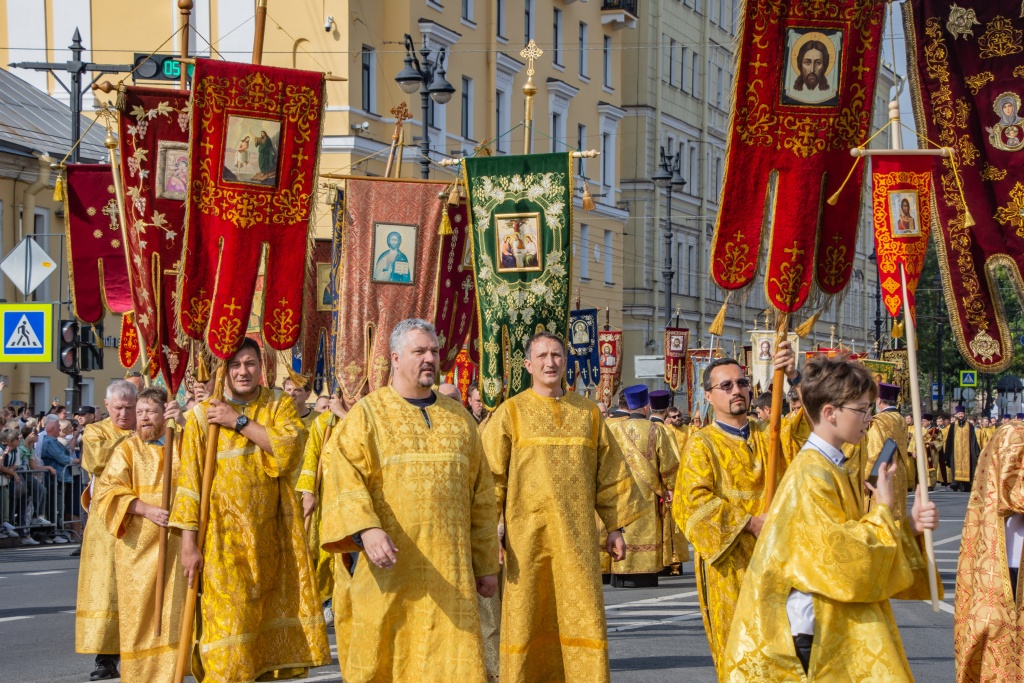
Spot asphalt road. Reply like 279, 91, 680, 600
0, 486, 967, 682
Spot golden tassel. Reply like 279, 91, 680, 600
707, 294, 730, 337
438, 208, 453, 235
892, 319, 904, 339
949, 156, 976, 227
195, 349, 210, 383
53, 174, 63, 202
581, 182, 596, 212
115, 83, 127, 112
794, 310, 822, 338
826, 156, 862, 206
447, 184, 460, 206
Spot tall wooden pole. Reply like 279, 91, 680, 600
153, 420, 176, 636
901, 263, 940, 611
252, 0, 268, 65
764, 316, 789, 506
172, 364, 226, 683
179, 0, 192, 90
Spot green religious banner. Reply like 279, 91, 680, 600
463, 152, 573, 409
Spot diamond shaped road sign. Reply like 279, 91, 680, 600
1, 237, 57, 297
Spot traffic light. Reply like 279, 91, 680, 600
132, 53, 194, 82
80, 324, 104, 372
58, 320, 79, 375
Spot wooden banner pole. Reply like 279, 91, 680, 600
178, 1, 192, 90
764, 315, 790, 507
172, 364, 226, 683
252, 0, 268, 65
900, 263, 941, 612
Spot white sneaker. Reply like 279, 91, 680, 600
42, 536, 54, 544
1, 522, 15, 532
0, 529, 10, 538
21, 536, 40, 545
323, 605, 334, 626
32, 516, 52, 526
52, 534, 68, 544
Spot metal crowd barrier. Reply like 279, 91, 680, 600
0, 466, 84, 542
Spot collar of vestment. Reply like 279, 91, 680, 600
804, 432, 846, 467
715, 419, 750, 440
527, 387, 567, 402
650, 416, 665, 423
880, 406, 900, 414
148, 436, 166, 446
610, 410, 629, 417
628, 412, 648, 420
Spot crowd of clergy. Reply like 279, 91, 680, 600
72, 317, 1022, 683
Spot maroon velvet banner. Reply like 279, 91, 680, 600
62, 163, 132, 323
433, 201, 479, 373
906, 1, 1024, 371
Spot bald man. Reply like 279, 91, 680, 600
438, 383, 463, 403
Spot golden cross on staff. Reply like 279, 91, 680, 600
520, 39, 543, 155
385, 102, 412, 177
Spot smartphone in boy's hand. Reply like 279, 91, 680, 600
866, 438, 898, 488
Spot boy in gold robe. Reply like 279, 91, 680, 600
954, 421, 1024, 682
608, 385, 680, 584
673, 343, 799, 670
91, 386, 186, 683
320, 319, 499, 683
482, 332, 644, 683
722, 353, 939, 680
170, 338, 330, 681
75, 379, 137, 681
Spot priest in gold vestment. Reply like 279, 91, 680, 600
862, 383, 909, 520
320, 319, 499, 682
674, 345, 799, 671
955, 422, 1024, 683
91, 387, 187, 683
722, 354, 939, 681
946, 406, 981, 492
169, 338, 330, 681
608, 386, 680, 583
76, 379, 137, 681
482, 332, 644, 683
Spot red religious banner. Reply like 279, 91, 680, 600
118, 85, 190, 391
62, 164, 133, 323
711, 0, 885, 312
596, 330, 623, 407
119, 313, 140, 369
298, 239, 333, 393
334, 178, 445, 401
178, 58, 325, 359
870, 156, 933, 320
433, 200, 479, 373
664, 327, 690, 392
443, 348, 477, 404
905, 1, 1024, 371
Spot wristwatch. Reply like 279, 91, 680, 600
234, 415, 250, 432
789, 370, 803, 387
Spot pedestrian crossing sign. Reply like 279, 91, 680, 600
0, 303, 52, 363
959, 370, 977, 388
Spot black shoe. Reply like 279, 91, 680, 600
89, 665, 118, 680
70, 547, 81, 557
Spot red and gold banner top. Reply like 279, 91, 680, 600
62, 163, 132, 323
711, 0, 885, 313
119, 85, 190, 391
433, 201, 478, 374
664, 327, 690, 392
119, 312, 140, 369
443, 348, 478, 404
178, 58, 325, 359
906, 1, 1024, 372
870, 155, 933, 320
596, 329, 623, 407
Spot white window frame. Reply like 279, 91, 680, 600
553, 8, 563, 66
361, 46, 376, 113
597, 103, 625, 200
579, 22, 589, 79
495, 53, 524, 154
579, 224, 590, 280
461, 76, 474, 140
525, 0, 534, 43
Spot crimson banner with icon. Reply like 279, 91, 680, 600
664, 327, 690, 392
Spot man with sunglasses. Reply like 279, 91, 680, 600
672, 341, 799, 672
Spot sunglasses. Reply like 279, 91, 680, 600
710, 378, 751, 393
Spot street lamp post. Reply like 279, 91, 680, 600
867, 249, 884, 358
652, 146, 686, 347
937, 319, 944, 413
394, 34, 455, 179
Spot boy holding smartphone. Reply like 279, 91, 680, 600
721, 354, 940, 680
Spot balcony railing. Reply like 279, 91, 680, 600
602, 0, 639, 16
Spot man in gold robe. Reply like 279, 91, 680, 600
169, 338, 330, 681
722, 353, 939, 680
75, 379, 137, 681
955, 421, 1024, 682
862, 383, 909, 520
91, 386, 187, 683
975, 416, 994, 451
608, 386, 680, 585
482, 332, 644, 683
780, 404, 811, 468
320, 319, 499, 682
652, 392, 689, 571
945, 405, 981, 492
673, 344, 798, 671
283, 369, 317, 431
